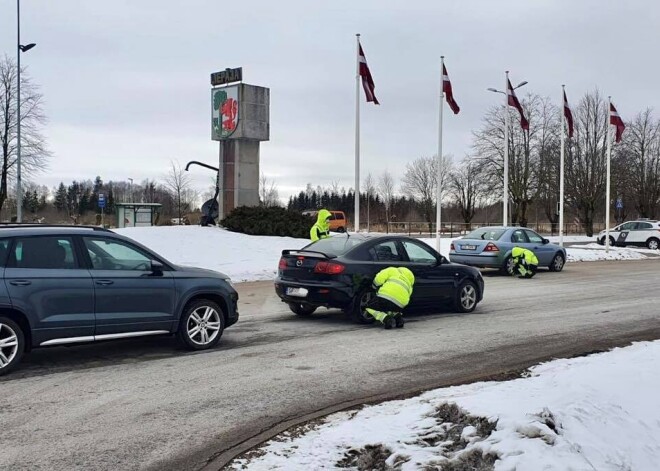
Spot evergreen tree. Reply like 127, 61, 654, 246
54, 183, 67, 212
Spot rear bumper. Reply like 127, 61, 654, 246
274, 278, 354, 309
450, 253, 503, 269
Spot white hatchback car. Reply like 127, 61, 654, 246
597, 220, 660, 249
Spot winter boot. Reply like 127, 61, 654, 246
383, 316, 396, 330
395, 314, 405, 328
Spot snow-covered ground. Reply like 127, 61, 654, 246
114, 227, 656, 282
229, 341, 660, 470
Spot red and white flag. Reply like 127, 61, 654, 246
358, 43, 379, 105
563, 90, 574, 139
442, 63, 460, 114
610, 102, 625, 143
507, 79, 529, 130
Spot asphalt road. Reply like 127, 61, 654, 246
1, 261, 660, 471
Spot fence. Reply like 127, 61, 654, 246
358, 221, 607, 237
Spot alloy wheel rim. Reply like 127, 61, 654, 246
554, 256, 564, 270
650, 240, 659, 250
0, 323, 19, 369
187, 306, 221, 346
461, 285, 476, 310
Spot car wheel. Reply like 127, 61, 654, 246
177, 299, 225, 351
500, 256, 515, 276
350, 289, 376, 324
646, 238, 660, 250
597, 237, 604, 245
288, 303, 317, 316
0, 316, 24, 377
454, 281, 478, 313
549, 252, 565, 272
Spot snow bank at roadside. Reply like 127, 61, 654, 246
114, 227, 655, 282
229, 341, 660, 470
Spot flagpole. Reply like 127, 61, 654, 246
605, 96, 612, 253
559, 85, 566, 247
503, 71, 510, 227
435, 57, 445, 253
354, 34, 361, 232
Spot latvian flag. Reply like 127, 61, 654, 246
610, 102, 625, 143
442, 63, 460, 114
507, 79, 529, 131
358, 43, 379, 105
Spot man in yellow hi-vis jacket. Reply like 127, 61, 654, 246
310, 209, 332, 242
365, 266, 415, 329
511, 246, 539, 278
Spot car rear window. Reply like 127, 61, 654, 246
464, 228, 506, 241
304, 236, 363, 257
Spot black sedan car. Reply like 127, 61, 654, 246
275, 234, 484, 323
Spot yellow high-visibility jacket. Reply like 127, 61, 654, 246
512, 247, 539, 266
373, 266, 415, 308
310, 209, 332, 242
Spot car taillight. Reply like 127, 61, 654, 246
483, 242, 500, 252
278, 258, 287, 269
450, 243, 455, 251
314, 261, 345, 274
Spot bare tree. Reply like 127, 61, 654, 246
259, 173, 281, 207
564, 91, 608, 236
449, 155, 487, 230
163, 160, 193, 221
621, 109, 660, 218
378, 171, 395, 232
473, 94, 557, 226
401, 155, 452, 234
0, 56, 51, 214
363, 173, 376, 231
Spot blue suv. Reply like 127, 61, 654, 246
0, 225, 239, 375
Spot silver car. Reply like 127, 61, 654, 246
449, 226, 567, 275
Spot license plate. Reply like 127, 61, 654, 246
461, 244, 477, 250
286, 287, 308, 297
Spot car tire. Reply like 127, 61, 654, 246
176, 299, 225, 351
0, 316, 25, 377
454, 280, 479, 313
500, 255, 515, 276
646, 238, 660, 250
349, 289, 376, 324
288, 303, 317, 316
549, 252, 565, 272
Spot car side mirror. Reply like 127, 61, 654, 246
436, 255, 446, 266
151, 260, 164, 276
542, 238, 550, 245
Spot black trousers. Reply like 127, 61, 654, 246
366, 296, 402, 315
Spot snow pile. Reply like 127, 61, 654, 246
114, 226, 308, 282
566, 243, 650, 262
229, 341, 660, 470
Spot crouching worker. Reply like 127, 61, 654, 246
511, 247, 539, 279
365, 266, 415, 329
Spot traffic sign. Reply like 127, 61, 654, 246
615, 198, 623, 209
98, 193, 106, 209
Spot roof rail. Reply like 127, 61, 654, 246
0, 223, 112, 232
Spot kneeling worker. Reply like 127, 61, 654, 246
366, 266, 415, 329
511, 247, 538, 279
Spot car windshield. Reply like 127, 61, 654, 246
304, 236, 363, 257
464, 228, 506, 241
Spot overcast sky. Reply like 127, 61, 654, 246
0, 0, 657, 200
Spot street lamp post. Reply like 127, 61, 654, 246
16, 0, 36, 223
487, 73, 527, 226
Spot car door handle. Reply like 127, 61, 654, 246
9, 280, 31, 286
95, 280, 114, 286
